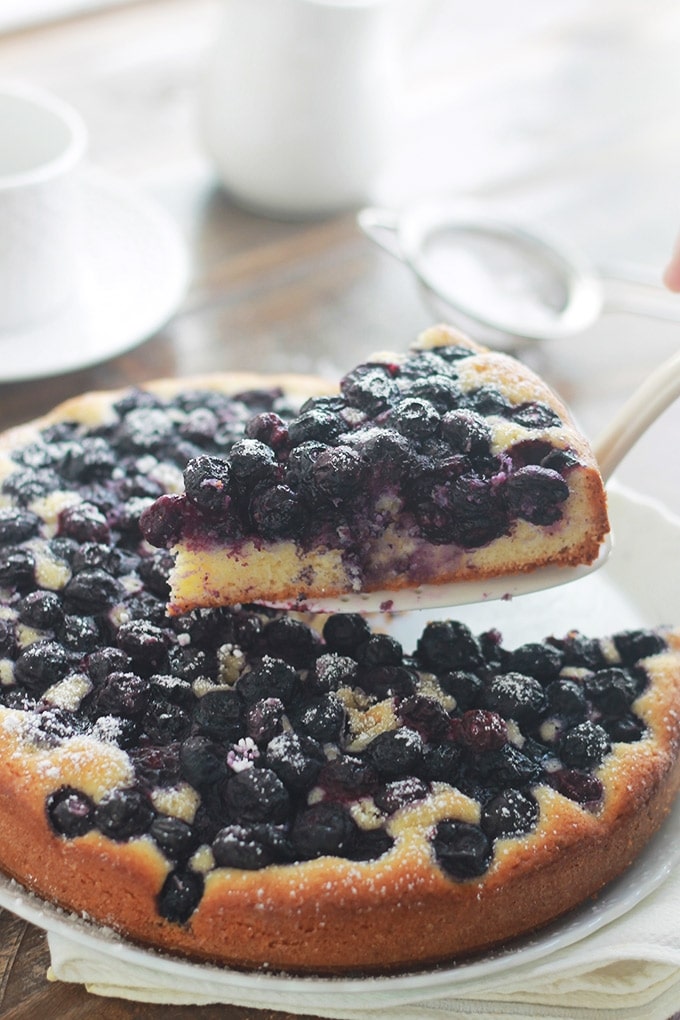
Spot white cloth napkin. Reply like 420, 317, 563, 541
47, 856, 680, 1020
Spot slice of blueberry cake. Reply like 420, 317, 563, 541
0, 376, 678, 975
140, 326, 609, 613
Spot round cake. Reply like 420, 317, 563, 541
0, 371, 678, 976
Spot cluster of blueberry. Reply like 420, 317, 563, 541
0, 381, 662, 927
141, 343, 574, 553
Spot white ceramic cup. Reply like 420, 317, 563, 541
199, 0, 411, 219
0, 83, 87, 332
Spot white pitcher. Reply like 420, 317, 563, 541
199, 0, 417, 218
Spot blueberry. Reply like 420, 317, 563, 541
117, 408, 174, 452
420, 742, 463, 783
179, 407, 219, 445
560, 721, 611, 768
90, 671, 149, 718
309, 653, 358, 694
481, 789, 539, 839
94, 787, 155, 841
292, 694, 346, 743
365, 727, 423, 778
605, 713, 646, 743
157, 869, 204, 923
0, 507, 41, 545
550, 632, 606, 671
18, 590, 64, 630
432, 819, 492, 879
58, 614, 101, 653
416, 621, 484, 672
464, 385, 510, 417
585, 668, 638, 717
406, 375, 463, 413
351, 428, 412, 483
458, 709, 508, 752
245, 412, 290, 451
85, 644, 131, 685
397, 695, 451, 741
236, 656, 299, 706
58, 503, 110, 544
137, 550, 173, 599
291, 802, 356, 859
246, 697, 285, 744
212, 823, 275, 869
0, 546, 35, 586
116, 620, 168, 674
317, 755, 378, 799
142, 700, 192, 744
439, 409, 492, 456
445, 472, 510, 548
129, 743, 182, 789
259, 618, 320, 669
61, 437, 117, 481
483, 672, 546, 721
179, 736, 230, 789
439, 670, 483, 711
357, 664, 417, 699
0, 619, 15, 656
285, 441, 326, 489
506, 466, 569, 525
183, 456, 232, 512
149, 816, 198, 861
549, 768, 604, 806
63, 568, 121, 614
389, 398, 441, 440
226, 767, 290, 823
374, 776, 429, 815
613, 629, 667, 665
46, 786, 95, 837
346, 828, 394, 861
357, 633, 403, 667
545, 678, 588, 721
265, 731, 325, 791
229, 439, 278, 492
139, 493, 184, 548
340, 365, 399, 415
15, 641, 71, 693
2, 468, 60, 505
511, 401, 562, 429
322, 614, 371, 656
309, 445, 364, 503
287, 408, 344, 446
508, 642, 563, 682
249, 482, 306, 538
193, 689, 243, 741
473, 744, 542, 788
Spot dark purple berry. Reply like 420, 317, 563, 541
0, 507, 40, 545
613, 629, 667, 665
46, 786, 95, 837
420, 742, 462, 783
506, 465, 569, 525
585, 668, 638, 716
309, 445, 364, 503
357, 633, 403, 667
416, 621, 484, 672
18, 590, 64, 630
397, 695, 451, 741
249, 483, 306, 539
245, 412, 290, 451
440, 409, 491, 455
318, 756, 378, 799
158, 869, 203, 923
193, 689, 243, 741
484, 672, 546, 721
287, 408, 344, 446
226, 766, 290, 823
464, 385, 509, 417
560, 721, 611, 768
139, 494, 184, 548
149, 816, 198, 861
374, 776, 429, 815
293, 694, 346, 743
63, 568, 121, 614
91, 671, 149, 718
545, 678, 588, 720
0, 546, 35, 586
459, 709, 508, 752
183, 455, 232, 512
93, 787, 154, 841
406, 375, 462, 413
366, 727, 423, 778
259, 616, 321, 669
291, 802, 356, 860
179, 736, 229, 789
236, 656, 299, 706
432, 819, 492, 879
212, 823, 275, 870
481, 789, 539, 839
439, 670, 483, 711
246, 697, 285, 744
322, 614, 371, 656
389, 398, 441, 439
265, 731, 325, 791
116, 620, 167, 674
511, 402, 562, 429
340, 365, 399, 415
508, 642, 563, 682
58, 503, 110, 543
358, 664, 417, 699
15, 640, 70, 693
309, 653, 358, 694
550, 768, 604, 806
229, 439, 278, 492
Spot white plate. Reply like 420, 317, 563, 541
0, 483, 678, 1011
0, 169, 188, 382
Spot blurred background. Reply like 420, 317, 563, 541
1, 0, 679, 501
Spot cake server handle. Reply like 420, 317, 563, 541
594, 348, 680, 482
356, 207, 405, 262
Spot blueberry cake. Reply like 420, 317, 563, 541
140, 326, 610, 612
0, 375, 679, 975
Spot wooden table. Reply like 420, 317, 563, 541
1, 0, 680, 1016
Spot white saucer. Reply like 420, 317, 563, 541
0, 168, 189, 382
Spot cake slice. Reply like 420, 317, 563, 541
141, 326, 610, 613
